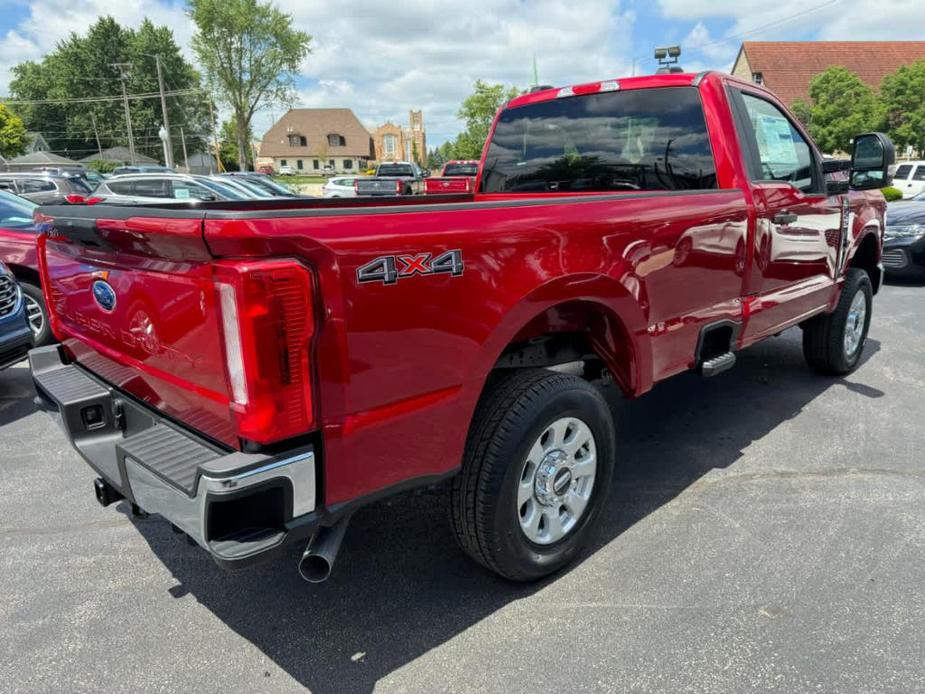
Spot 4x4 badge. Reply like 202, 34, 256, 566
357, 250, 464, 285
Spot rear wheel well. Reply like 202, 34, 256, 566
7, 264, 40, 286
492, 300, 635, 396
850, 231, 881, 294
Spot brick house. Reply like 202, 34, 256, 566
731, 41, 925, 106
258, 108, 374, 174
373, 110, 426, 165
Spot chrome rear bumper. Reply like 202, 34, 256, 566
30, 345, 319, 568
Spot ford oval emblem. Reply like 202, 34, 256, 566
91, 280, 117, 312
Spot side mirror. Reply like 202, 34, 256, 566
849, 132, 895, 190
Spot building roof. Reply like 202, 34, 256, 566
79, 146, 159, 165
734, 41, 925, 106
260, 108, 374, 158
7, 151, 80, 165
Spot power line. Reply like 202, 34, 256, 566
2, 88, 202, 107
695, 0, 844, 51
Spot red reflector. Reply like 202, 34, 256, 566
213, 260, 316, 445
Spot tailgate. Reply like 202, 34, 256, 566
424, 177, 472, 194
356, 178, 400, 195
38, 211, 238, 447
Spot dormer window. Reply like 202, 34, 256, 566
751, 72, 763, 85
288, 134, 307, 147
327, 133, 346, 147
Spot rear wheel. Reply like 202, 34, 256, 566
802, 268, 872, 375
449, 369, 616, 581
20, 281, 51, 346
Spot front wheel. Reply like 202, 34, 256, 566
20, 281, 52, 346
802, 268, 872, 375
449, 369, 616, 581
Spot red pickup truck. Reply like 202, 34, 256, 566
423, 160, 479, 194
29, 71, 892, 583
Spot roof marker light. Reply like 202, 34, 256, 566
599, 80, 620, 92
556, 86, 574, 98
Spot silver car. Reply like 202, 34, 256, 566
92, 174, 252, 205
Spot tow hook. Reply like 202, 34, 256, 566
93, 477, 123, 507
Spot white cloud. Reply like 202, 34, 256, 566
268, 0, 637, 145
0, 0, 193, 94
0, 29, 41, 94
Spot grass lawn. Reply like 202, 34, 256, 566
272, 175, 327, 185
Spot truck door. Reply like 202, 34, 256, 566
729, 88, 842, 341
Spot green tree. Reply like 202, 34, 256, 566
189, 0, 311, 171
880, 60, 925, 156
0, 103, 28, 157
9, 17, 208, 164
218, 118, 253, 171
791, 67, 883, 154
453, 80, 521, 159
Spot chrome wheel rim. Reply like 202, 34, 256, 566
844, 290, 867, 357
517, 417, 597, 545
24, 294, 44, 337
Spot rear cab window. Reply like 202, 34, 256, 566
912, 166, 925, 182
480, 86, 718, 193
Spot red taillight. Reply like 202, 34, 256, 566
353, 179, 359, 193
213, 260, 316, 445
64, 194, 85, 204
396, 179, 402, 194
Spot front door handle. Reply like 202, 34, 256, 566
774, 211, 798, 225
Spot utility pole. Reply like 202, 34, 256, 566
179, 126, 190, 172
111, 62, 136, 164
90, 113, 104, 160
155, 54, 174, 169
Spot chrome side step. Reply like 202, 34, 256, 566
701, 352, 736, 377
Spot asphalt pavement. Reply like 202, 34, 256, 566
1, 280, 923, 693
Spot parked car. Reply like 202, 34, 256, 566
354, 161, 424, 196
321, 176, 359, 198
883, 194, 925, 280
0, 191, 51, 345
30, 71, 891, 584
206, 176, 271, 199
219, 172, 296, 197
0, 261, 32, 370
424, 160, 479, 194
91, 174, 246, 205
278, 165, 295, 176
111, 165, 173, 176
891, 161, 925, 199
0, 173, 93, 205
258, 165, 275, 175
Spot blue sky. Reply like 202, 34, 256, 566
0, 0, 922, 148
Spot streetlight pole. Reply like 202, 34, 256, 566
111, 62, 136, 165
155, 54, 174, 168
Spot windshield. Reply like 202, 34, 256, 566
0, 190, 37, 229
241, 176, 295, 196
481, 87, 717, 193
378, 164, 414, 176
443, 163, 478, 177
199, 179, 248, 200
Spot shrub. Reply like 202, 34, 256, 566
881, 186, 903, 202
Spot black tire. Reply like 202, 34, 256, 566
802, 268, 872, 376
449, 369, 616, 581
20, 281, 52, 346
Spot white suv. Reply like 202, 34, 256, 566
892, 161, 925, 198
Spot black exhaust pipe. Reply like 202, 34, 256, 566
298, 516, 351, 583
94, 477, 123, 507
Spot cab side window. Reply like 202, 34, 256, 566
739, 93, 816, 193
